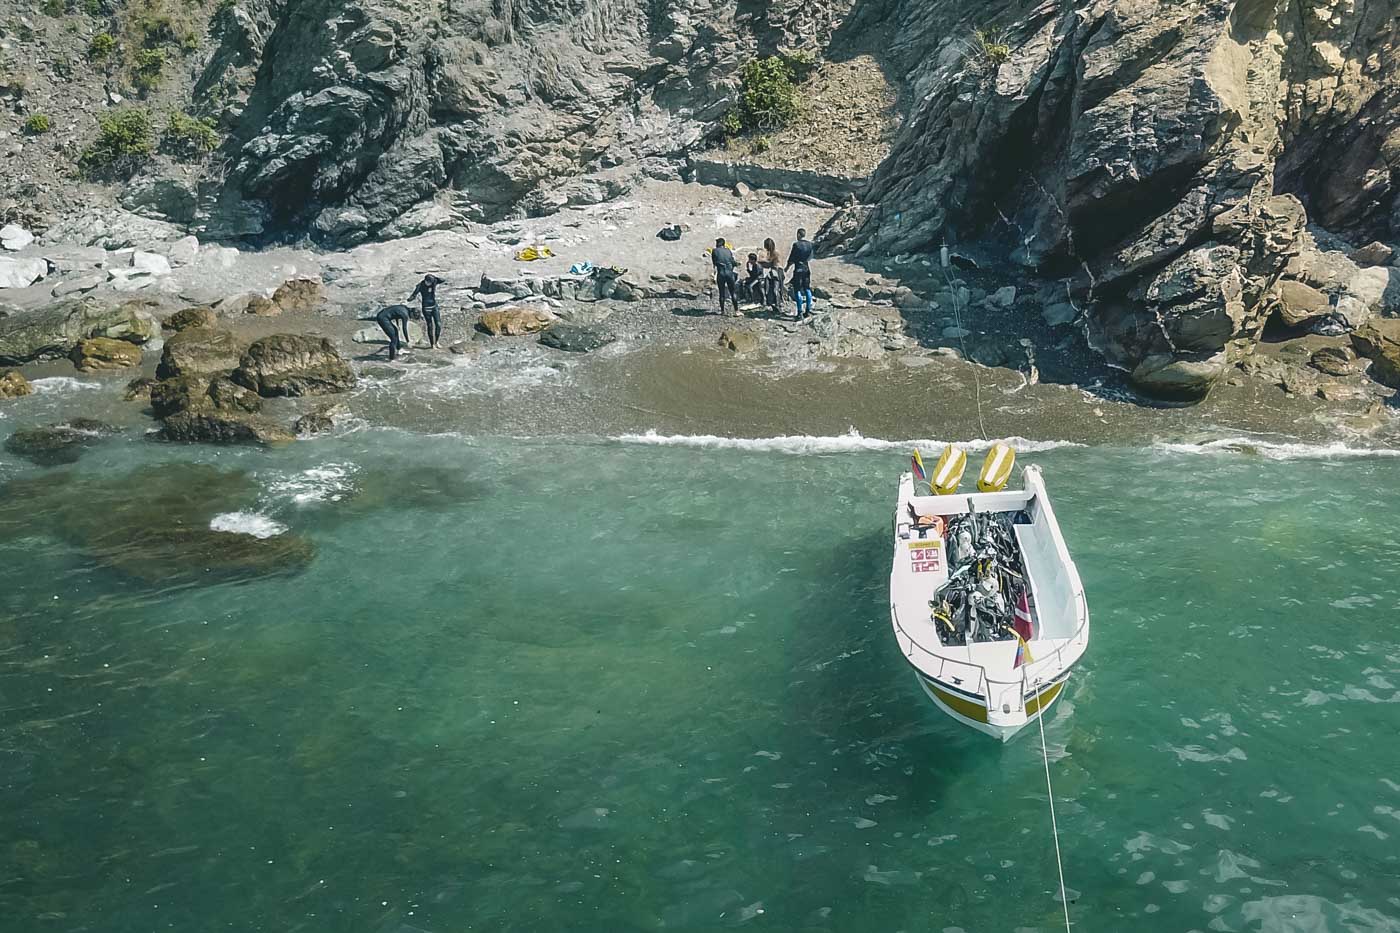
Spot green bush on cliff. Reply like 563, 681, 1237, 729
968, 28, 1011, 72
132, 47, 166, 91
80, 107, 155, 176
42, 0, 67, 16
163, 110, 220, 159
24, 114, 52, 135
726, 56, 802, 136
89, 33, 116, 61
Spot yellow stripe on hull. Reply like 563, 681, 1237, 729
918, 675, 1068, 740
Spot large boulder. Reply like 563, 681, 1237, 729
1351, 320, 1400, 389
1273, 281, 1333, 328
1130, 354, 1230, 402
156, 327, 244, 379
478, 307, 556, 336
717, 330, 760, 354
158, 411, 295, 445
71, 337, 145, 372
0, 370, 31, 398
231, 334, 356, 397
0, 298, 159, 365
163, 306, 218, 332
271, 277, 325, 314
4, 418, 120, 466
0, 257, 47, 289
152, 372, 263, 418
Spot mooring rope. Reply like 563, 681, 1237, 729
938, 247, 989, 442
1036, 692, 1073, 932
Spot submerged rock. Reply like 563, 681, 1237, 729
71, 337, 144, 372
0, 370, 31, 399
0, 463, 314, 584
232, 334, 356, 397
4, 418, 120, 466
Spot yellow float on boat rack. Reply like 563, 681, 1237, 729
977, 442, 1016, 492
930, 445, 967, 495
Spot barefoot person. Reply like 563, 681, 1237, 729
409, 274, 445, 349
711, 238, 740, 316
785, 228, 815, 320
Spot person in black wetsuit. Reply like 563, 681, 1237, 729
743, 253, 763, 304
409, 274, 445, 349
785, 228, 815, 320
374, 304, 412, 360
711, 238, 740, 316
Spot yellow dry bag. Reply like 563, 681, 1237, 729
930, 445, 967, 495
977, 442, 1016, 492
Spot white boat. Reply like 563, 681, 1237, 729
889, 456, 1089, 741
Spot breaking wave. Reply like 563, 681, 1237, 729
612, 428, 1081, 454
209, 512, 288, 539
1152, 438, 1400, 460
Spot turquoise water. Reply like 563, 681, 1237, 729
3, 414, 1400, 932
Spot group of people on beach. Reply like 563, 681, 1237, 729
709, 227, 816, 320
371, 227, 818, 362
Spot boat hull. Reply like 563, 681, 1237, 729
915, 673, 1068, 742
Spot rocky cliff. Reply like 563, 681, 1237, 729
823, 0, 1400, 397
156, 0, 859, 242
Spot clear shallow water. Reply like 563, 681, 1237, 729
2, 427, 1400, 932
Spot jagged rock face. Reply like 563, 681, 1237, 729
826, 0, 1399, 398
192, 0, 853, 244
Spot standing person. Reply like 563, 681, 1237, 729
409, 274, 445, 349
373, 304, 412, 361
760, 237, 784, 314
711, 238, 740, 316
785, 228, 815, 320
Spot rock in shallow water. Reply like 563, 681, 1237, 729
232, 334, 356, 397
156, 327, 244, 379
539, 325, 615, 353
157, 410, 295, 445
0, 369, 31, 399
0, 297, 159, 365
71, 337, 144, 372
4, 418, 120, 466
0, 464, 314, 584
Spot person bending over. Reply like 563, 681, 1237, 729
375, 304, 412, 361
711, 238, 740, 316
785, 229, 815, 320
409, 274, 445, 349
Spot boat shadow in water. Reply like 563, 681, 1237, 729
781, 528, 1005, 804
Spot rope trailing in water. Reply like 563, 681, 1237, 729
1036, 695, 1072, 932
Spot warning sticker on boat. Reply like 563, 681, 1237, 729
907, 540, 942, 573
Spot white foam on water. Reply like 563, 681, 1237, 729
209, 512, 287, 539
363, 350, 574, 398
266, 462, 357, 505
29, 377, 102, 394
1152, 437, 1400, 460
613, 427, 1081, 454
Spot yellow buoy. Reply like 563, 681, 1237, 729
930, 445, 967, 495
977, 442, 1016, 492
